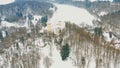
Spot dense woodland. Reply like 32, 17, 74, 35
0, 22, 120, 68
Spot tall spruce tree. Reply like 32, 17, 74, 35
61, 43, 70, 60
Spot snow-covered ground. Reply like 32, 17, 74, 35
50, 4, 95, 27
0, 0, 15, 5
31, 15, 42, 26
72, 0, 113, 2
46, 4, 96, 34
103, 32, 112, 42
1, 2, 120, 68
0, 15, 42, 28
1, 21, 21, 28
98, 11, 108, 16
50, 44, 76, 68
38, 39, 77, 68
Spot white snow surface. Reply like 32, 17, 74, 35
0, 15, 42, 28
98, 11, 108, 16
50, 44, 77, 68
50, 4, 95, 28
2, 31, 6, 38
90, 0, 113, 2
49, 7, 56, 12
37, 38, 77, 68
114, 39, 120, 49
31, 15, 42, 26
0, 0, 15, 5
103, 32, 112, 42
0, 56, 4, 66
1, 21, 21, 28
72, 0, 113, 2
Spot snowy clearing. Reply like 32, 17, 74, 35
0, 0, 15, 5
49, 4, 96, 29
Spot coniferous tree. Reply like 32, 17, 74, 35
61, 43, 70, 60
41, 16, 48, 26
